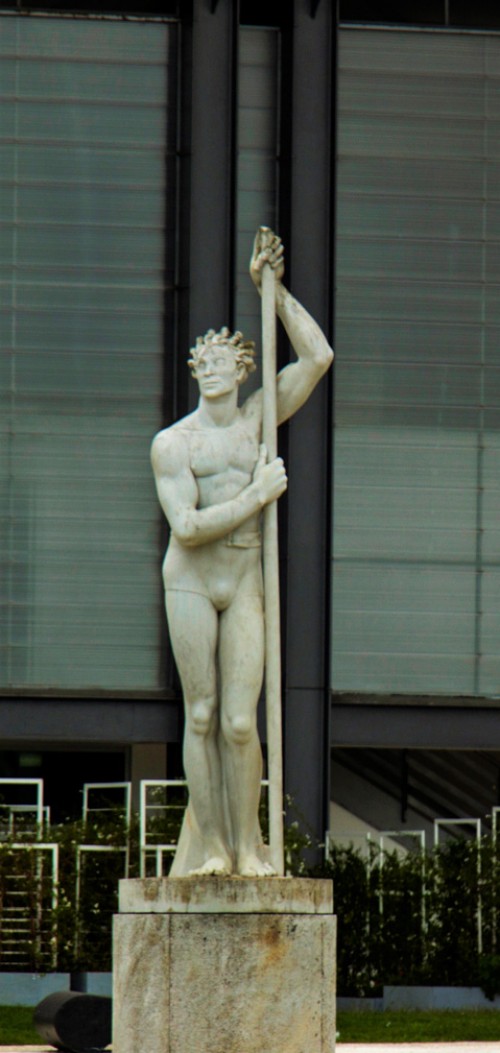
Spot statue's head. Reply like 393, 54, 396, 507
188, 327, 256, 386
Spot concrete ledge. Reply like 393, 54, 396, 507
384, 985, 500, 1010
0, 973, 111, 1006
339, 988, 500, 1012
118, 875, 334, 914
337, 997, 383, 1012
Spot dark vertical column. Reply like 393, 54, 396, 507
187, 0, 237, 362
170, 0, 237, 695
283, 0, 334, 859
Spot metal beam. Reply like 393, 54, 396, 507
331, 701, 500, 751
187, 0, 236, 380
0, 700, 181, 744
283, 0, 334, 859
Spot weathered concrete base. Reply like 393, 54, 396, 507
113, 877, 336, 1053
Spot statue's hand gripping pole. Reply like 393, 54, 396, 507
257, 226, 285, 876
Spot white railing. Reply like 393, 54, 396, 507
0, 778, 45, 840
0, 775, 496, 969
0, 841, 59, 969
82, 782, 132, 827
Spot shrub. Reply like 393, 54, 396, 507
0, 808, 498, 991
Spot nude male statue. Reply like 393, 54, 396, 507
151, 231, 333, 877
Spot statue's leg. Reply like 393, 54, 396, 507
218, 592, 274, 876
165, 589, 232, 874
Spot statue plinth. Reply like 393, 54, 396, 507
113, 876, 336, 1053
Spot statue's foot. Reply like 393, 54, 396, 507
188, 855, 232, 877
237, 853, 277, 878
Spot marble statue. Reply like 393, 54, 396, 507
151, 231, 333, 877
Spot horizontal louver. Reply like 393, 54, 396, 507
333, 28, 500, 696
0, 16, 176, 691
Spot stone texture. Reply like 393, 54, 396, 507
113, 877, 336, 1053
118, 874, 333, 914
113, 914, 171, 1053
113, 913, 335, 1053
151, 230, 333, 878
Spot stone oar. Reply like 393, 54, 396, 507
259, 225, 285, 876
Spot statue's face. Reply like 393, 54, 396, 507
193, 344, 242, 398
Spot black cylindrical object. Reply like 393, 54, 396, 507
70, 972, 88, 993
33, 990, 112, 1053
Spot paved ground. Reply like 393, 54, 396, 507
338, 1046, 500, 1051
2, 1046, 500, 1052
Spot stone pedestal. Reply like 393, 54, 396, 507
113, 877, 336, 1053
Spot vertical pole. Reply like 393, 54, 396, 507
284, 0, 334, 865
260, 232, 284, 876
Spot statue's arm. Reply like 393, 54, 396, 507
151, 431, 287, 548
249, 229, 333, 426
274, 283, 333, 425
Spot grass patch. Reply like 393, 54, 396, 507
337, 1008, 500, 1043
0, 1005, 41, 1045
2, 1004, 500, 1047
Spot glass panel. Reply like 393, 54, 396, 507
1, 16, 176, 692
333, 28, 500, 696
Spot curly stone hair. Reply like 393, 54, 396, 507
188, 327, 256, 382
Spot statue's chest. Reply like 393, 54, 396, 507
189, 425, 258, 480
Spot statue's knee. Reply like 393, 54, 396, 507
223, 713, 254, 746
189, 699, 215, 736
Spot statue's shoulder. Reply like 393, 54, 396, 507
151, 413, 198, 473
152, 411, 199, 444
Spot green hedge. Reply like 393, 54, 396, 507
2, 809, 500, 996
319, 838, 500, 997
0, 813, 139, 973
